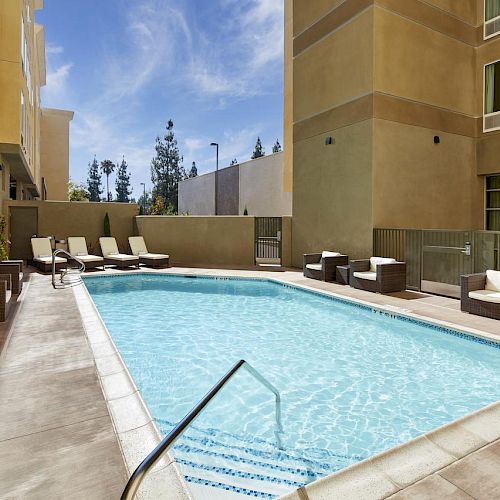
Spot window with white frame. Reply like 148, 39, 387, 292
485, 0, 500, 39
484, 60, 500, 132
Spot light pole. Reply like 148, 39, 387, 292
210, 142, 219, 215
140, 183, 146, 213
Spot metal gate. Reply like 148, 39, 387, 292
255, 217, 282, 265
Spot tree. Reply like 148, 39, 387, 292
100, 159, 116, 202
150, 119, 186, 213
138, 191, 152, 214
230, 158, 238, 166
272, 139, 282, 153
150, 195, 165, 215
251, 137, 265, 159
103, 212, 111, 236
68, 180, 90, 201
188, 161, 198, 178
87, 157, 102, 202
115, 157, 132, 202
0, 216, 9, 261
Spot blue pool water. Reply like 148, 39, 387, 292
85, 274, 500, 498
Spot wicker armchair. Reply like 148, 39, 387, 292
350, 258, 406, 293
461, 273, 500, 320
0, 260, 23, 294
0, 273, 12, 322
303, 253, 349, 282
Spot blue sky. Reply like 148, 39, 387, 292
37, 0, 284, 200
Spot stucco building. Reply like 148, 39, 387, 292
287, 0, 500, 266
0, 0, 73, 204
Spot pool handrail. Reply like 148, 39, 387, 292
52, 249, 85, 289
120, 359, 284, 500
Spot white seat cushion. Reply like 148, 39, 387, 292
35, 256, 67, 264
129, 236, 149, 256
77, 255, 104, 262
469, 289, 500, 304
105, 254, 139, 262
369, 257, 396, 272
321, 251, 341, 258
306, 263, 322, 271
140, 253, 169, 260
353, 271, 377, 281
68, 237, 89, 256
485, 270, 500, 292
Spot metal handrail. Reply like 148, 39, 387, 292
52, 249, 85, 289
121, 359, 284, 500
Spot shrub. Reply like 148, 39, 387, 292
103, 212, 111, 236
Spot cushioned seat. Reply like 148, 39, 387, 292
139, 253, 170, 260
305, 263, 322, 271
76, 254, 104, 263
31, 237, 67, 273
35, 256, 67, 264
129, 236, 170, 268
468, 290, 500, 304
100, 237, 139, 269
353, 271, 377, 281
68, 237, 105, 270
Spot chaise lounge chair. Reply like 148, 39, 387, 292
31, 237, 67, 273
68, 237, 105, 270
99, 237, 139, 269
0, 273, 12, 322
0, 260, 23, 294
128, 236, 170, 268
461, 270, 500, 320
303, 251, 348, 282
350, 257, 406, 293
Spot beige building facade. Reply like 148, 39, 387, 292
0, 0, 72, 205
288, 0, 500, 266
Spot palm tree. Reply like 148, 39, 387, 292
100, 159, 116, 202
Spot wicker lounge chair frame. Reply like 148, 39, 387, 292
461, 273, 500, 320
303, 253, 349, 282
349, 259, 407, 293
0, 273, 12, 322
0, 261, 23, 294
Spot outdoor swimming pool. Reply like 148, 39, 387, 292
84, 274, 500, 498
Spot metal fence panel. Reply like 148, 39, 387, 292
255, 217, 282, 264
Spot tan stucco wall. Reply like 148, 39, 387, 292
293, 0, 344, 35
292, 120, 374, 267
40, 108, 73, 201
373, 7, 477, 117
239, 153, 292, 216
283, 0, 293, 194
136, 216, 256, 267
5, 200, 138, 254
420, 0, 478, 25
294, 10, 374, 123
373, 119, 483, 230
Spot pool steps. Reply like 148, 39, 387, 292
159, 419, 361, 498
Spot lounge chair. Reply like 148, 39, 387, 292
68, 237, 105, 270
350, 257, 406, 293
461, 270, 500, 320
31, 237, 67, 273
0, 273, 12, 322
99, 237, 139, 269
0, 260, 23, 294
129, 236, 170, 268
303, 251, 348, 282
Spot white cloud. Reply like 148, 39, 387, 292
45, 43, 64, 54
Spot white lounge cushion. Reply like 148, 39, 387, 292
68, 237, 89, 256
34, 256, 67, 264
321, 251, 341, 258
485, 270, 500, 292
306, 263, 322, 271
105, 254, 139, 262
370, 257, 396, 272
129, 236, 149, 256
139, 253, 169, 260
353, 271, 377, 281
76, 254, 104, 263
31, 237, 53, 259
469, 289, 500, 304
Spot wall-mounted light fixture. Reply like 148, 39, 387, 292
325, 136, 334, 145
434, 135, 440, 144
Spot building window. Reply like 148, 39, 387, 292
484, 60, 500, 132
486, 175, 500, 230
485, 0, 500, 39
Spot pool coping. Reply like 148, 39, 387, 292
77, 269, 500, 499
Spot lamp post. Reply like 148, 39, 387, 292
210, 142, 219, 215
140, 182, 146, 213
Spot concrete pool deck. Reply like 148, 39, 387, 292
0, 266, 499, 499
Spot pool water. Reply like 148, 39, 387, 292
84, 274, 500, 498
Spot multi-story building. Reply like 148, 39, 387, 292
287, 0, 500, 266
0, 0, 73, 204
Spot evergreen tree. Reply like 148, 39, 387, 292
189, 161, 198, 178
87, 157, 102, 202
138, 191, 152, 214
272, 139, 282, 153
230, 158, 238, 166
251, 137, 265, 159
100, 159, 116, 202
150, 119, 186, 213
115, 157, 132, 202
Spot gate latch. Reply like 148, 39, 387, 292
461, 241, 472, 256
